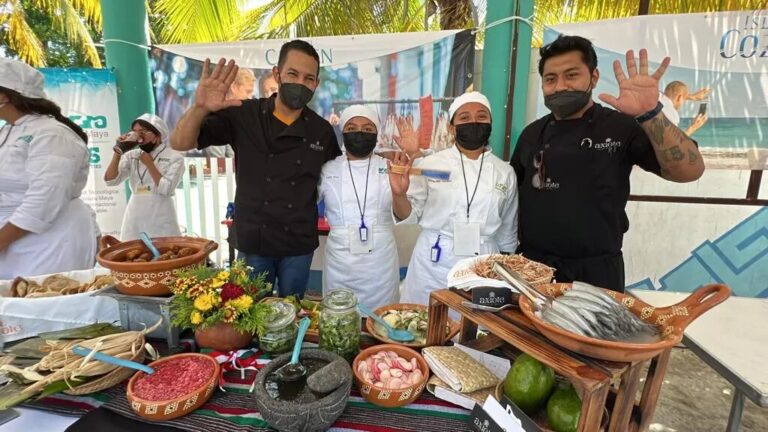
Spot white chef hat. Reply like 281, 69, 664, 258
339, 105, 380, 133
448, 91, 492, 122
0, 58, 47, 99
132, 113, 170, 144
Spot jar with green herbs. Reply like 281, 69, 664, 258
258, 300, 297, 356
318, 288, 361, 362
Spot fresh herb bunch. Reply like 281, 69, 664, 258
170, 260, 274, 334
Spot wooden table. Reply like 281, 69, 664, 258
630, 289, 768, 432
426, 289, 673, 432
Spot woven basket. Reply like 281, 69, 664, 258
63, 348, 146, 396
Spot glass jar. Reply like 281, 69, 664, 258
318, 288, 361, 362
258, 300, 297, 356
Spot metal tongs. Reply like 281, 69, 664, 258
492, 262, 553, 311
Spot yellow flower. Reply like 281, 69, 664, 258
188, 284, 207, 299
229, 295, 253, 312
194, 293, 214, 311
211, 279, 226, 288
223, 305, 237, 323
190, 311, 203, 325
217, 271, 230, 280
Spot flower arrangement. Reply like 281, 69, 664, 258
170, 260, 273, 334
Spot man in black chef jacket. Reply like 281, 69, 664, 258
511, 35, 705, 292
171, 40, 340, 297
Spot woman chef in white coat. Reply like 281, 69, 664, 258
0, 58, 100, 279
318, 105, 399, 310
104, 114, 184, 241
390, 92, 519, 306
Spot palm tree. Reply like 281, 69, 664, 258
0, 0, 102, 67
149, 0, 477, 44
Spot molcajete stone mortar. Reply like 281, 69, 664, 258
253, 349, 352, 432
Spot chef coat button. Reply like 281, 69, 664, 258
264, 200, 269, 205
262, 224, 267, 228
290, 181, 296, 186
544, 143, 550, 149
287, 203, 293, 209
302, 138, 307, 142
296, 159, 302, 165
266, 177, 272, 182
303, 116, 308, 121
284, 226, 289, 232
269, 153, 275, 158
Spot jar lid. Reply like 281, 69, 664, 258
322, 288, 358, 310
264, 301, 296, 329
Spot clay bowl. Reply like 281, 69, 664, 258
352, 344, 429, 408
519, 283, 731, 362
127, 353, 220, 421
365, 303, 460, 348
253, 349, 352, 432
96, 235, 218, 296
194, 322, 253, 352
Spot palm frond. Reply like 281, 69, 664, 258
54, 0, 102, 66
68, 0, 102, 30
152, 0, 241, 43
3, 2, 46, 66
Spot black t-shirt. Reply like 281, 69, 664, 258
198, 95, 341, 256
510, 103, 662, 259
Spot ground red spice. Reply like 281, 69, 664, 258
133, 357, 215, 401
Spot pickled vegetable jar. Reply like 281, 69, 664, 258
318, 288, 361, 362
258, 300, 297, 356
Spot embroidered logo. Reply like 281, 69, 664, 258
309, 141, 324, 152
16, 135, 33, 144
495, 183, 508, 193
378, 167, 388, 174
582, 137, 622, 153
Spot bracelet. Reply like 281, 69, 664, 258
635, 101, 664, 123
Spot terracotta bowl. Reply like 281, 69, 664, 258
195, 322, 253, 352
127, 353, 220, 421
519, 283, 731, 362
352, 344, 430, 408
96, 235, 218, 296
365, 303, 460, 348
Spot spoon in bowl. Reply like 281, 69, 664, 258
358, 304, 415, 343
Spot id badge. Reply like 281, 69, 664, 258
453, 222, 481, 256
349, 225, 374, 254
135, 185, 151, 194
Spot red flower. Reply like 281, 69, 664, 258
221, 283, 245, 302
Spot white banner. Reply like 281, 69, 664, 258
546, 10, 768, 169
40, 68, 127, 237
156, 30, 464, 68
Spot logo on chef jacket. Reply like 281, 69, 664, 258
581, 137, 622, 153
378, 167, 388, 174
495, 183, 508, 193
17, 135, 33, 144
309, 141, 324, 152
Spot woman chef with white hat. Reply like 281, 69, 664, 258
390, 91, 519, 306
0, 58, 100, 279
104, 113, 184, 241
318, 105, 399, 310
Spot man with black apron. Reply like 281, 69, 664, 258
171, 40, 340, 297
511, 35, 705, 292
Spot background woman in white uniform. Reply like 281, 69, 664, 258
0, 58, 100, 279
319, 105, 399, 310
104, 114, 184, 241
390, 92, 519, 306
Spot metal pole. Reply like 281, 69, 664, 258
725, 389, 745, 432
508, 0, 534, 159
100, 0, 155, 132
480, 0, 515, 157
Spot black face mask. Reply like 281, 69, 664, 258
454, 122, 492, 151
343, 132, 377, 158
278, 81, 314, 110
544, 82, 593, 119
139, 143, 157, 153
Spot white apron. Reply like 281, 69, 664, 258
0, 115, 99, 279
320, 156, 399, 310
398, 147, 519, 306
105, 144, 184, 241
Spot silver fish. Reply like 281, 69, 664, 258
555, 298, 601, 329
542, 307, 587, 336
550, 301, 598, 337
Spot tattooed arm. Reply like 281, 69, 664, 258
641, 112, 705, 182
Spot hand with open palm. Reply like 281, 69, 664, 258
388, 151, 412, 197
394, 115, 419, 156
598, 49, 671, 117
194, 58, 243, 113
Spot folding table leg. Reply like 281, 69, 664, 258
725, 389, 745, 432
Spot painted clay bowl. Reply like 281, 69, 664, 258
352, 344, 429, 408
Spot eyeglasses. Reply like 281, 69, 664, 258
532, 150, 545, 189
